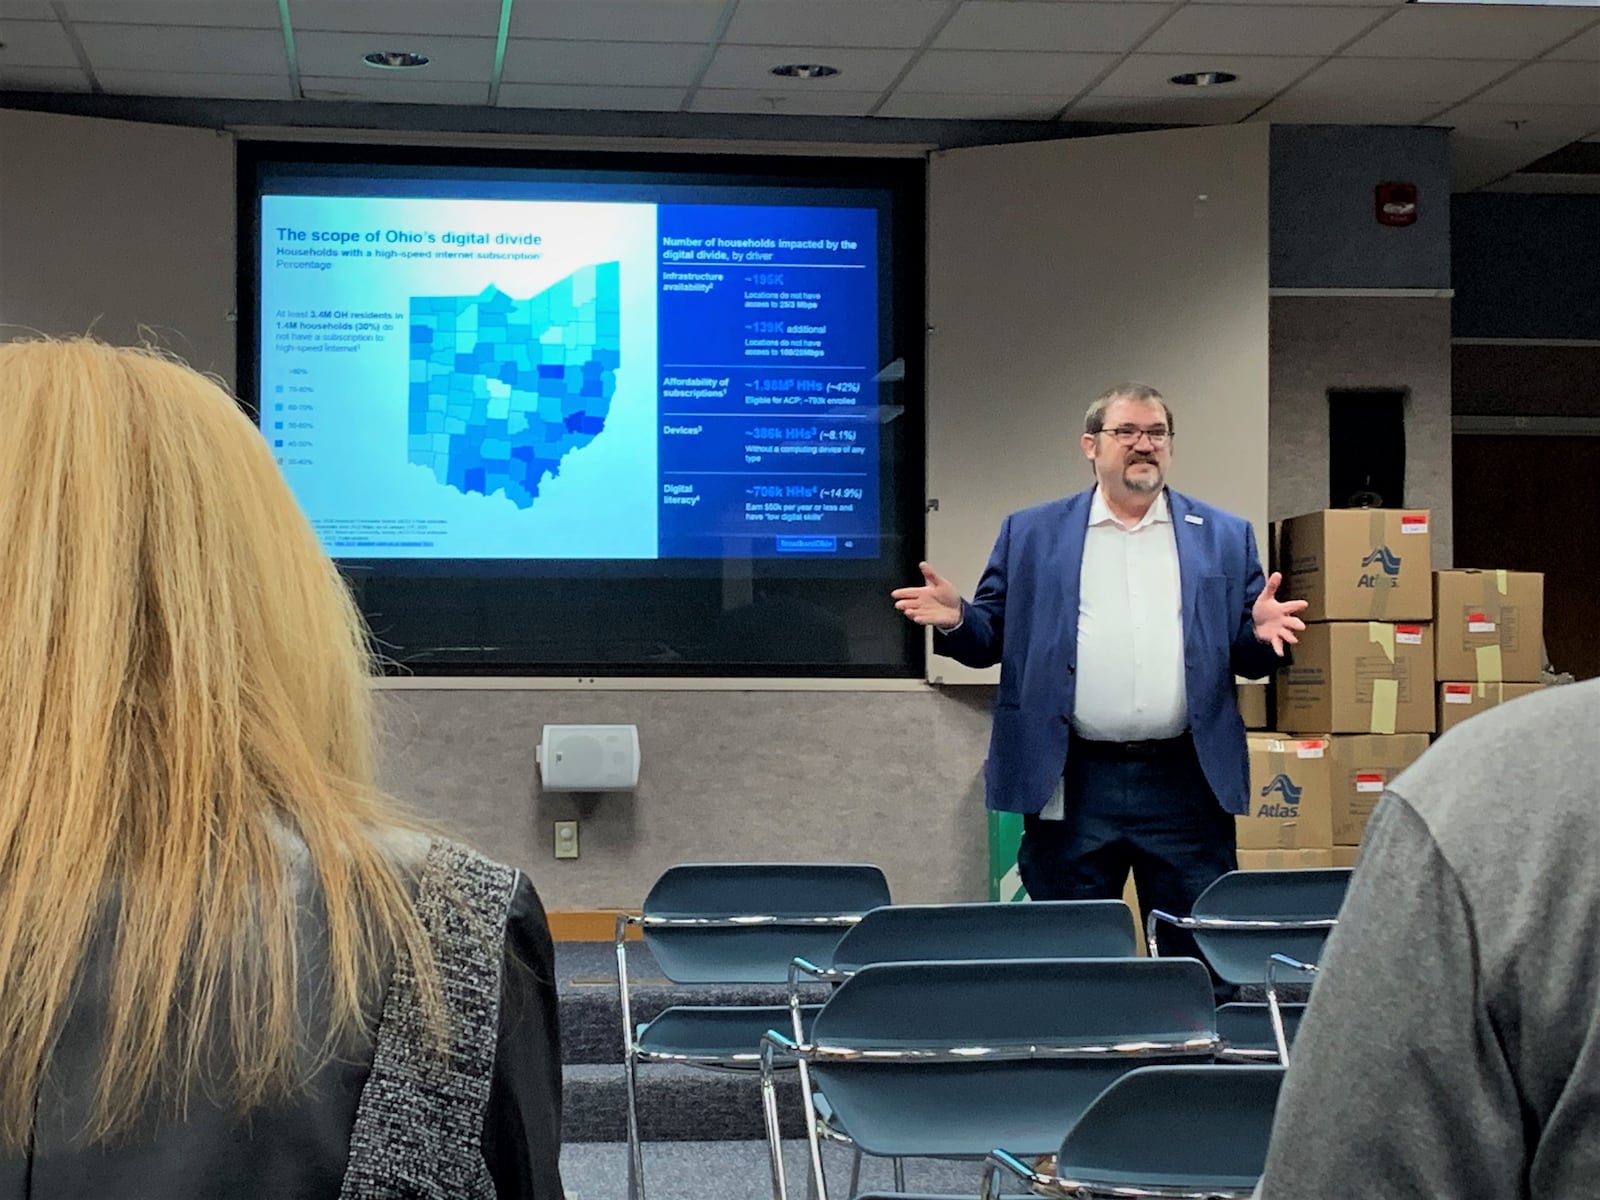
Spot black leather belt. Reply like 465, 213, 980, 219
1069, 730, 1193, 762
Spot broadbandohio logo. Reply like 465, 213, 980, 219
1256, 773, 1301, 818
1358, 544, 1402, 589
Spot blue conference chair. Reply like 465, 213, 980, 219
1146, 868, 1352, 986
780, 900, 1140, 1195
762, 956, 1220, 1200
1216, 1000, 1306, 1063
615, 862, 890, 1200
985, 1064, 1286, 1199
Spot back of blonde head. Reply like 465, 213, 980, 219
0, 339, 438, 1146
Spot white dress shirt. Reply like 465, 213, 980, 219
1041, 486, 1187, 819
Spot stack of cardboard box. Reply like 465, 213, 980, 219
1228, 512, 1433, 870
1433, 569, 1546, 733
1233, 509, 1546, 871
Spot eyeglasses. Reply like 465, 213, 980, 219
1098, 424, 1171, 447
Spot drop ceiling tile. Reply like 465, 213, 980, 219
900, 49, 1116, 95
290, 1, 503, 38
1433, 101, 1600, 144
724, 0, 946, 49
1142, 5, 1386, 57
295, 31, 494, 81
73, 23, 288, 73
1273, 56, 1513, 108
497, 82, 686, 110
0, 65, 90, 89
1477, 60, 1600, 108
1546, 24, 1599, 62
502, 38, 706, 87
1253, 93, 1435, 126
0, 19, 81, 68
508, 1, 725, 43
934, 2, 1168, 53
1343, 5, 1598, 60
96, 68, 295, 98
701, 44, 912, 91
1095, 53, 1318, 98
689, 87, 883, 115
299, 74, 489, 104
57, 0, 278, 26
878, 90, 1068, 119
0, 1, 56, 19
1066, 92, 1262, 124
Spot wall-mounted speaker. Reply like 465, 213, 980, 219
537, 724, 640, 792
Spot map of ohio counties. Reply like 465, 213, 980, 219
408, 263, 621, 508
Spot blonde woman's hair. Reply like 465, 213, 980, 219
0, 339, 441, 1147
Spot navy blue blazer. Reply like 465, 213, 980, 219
935, 487, 1285, 816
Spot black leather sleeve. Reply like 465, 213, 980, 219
482, 872, 565, 1200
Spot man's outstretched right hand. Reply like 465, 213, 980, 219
891, 562, 963, 631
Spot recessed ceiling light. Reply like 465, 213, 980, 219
1169, 71, 1239, 87
363, 51, 431, 70
771, 64, 841, 79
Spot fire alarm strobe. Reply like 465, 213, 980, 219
1375, 182, 1418, 227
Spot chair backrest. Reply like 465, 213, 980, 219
1216, 1002, 1306, 1057
826, 900, 1138, 973
1054, 1064, 1284, 1194
807, 957, 1217, 1160
640, 862, 891, 984
1190, 868, 1352, 986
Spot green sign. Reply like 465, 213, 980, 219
987, 810, 1028, 902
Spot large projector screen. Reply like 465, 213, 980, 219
238, 144, 923, 676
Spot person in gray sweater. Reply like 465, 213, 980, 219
1258, 677, 1600, 1199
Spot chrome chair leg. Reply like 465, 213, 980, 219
760, 1040, 791, 1200
891, 1157, 905, 1192
846, 1147, 862, 1199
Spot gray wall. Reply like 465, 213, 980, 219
379, 686, 995, 907
1270, 125, 1451, 290
1269, 296, 1454, 569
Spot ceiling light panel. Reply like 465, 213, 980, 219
934, 2, 1171, 54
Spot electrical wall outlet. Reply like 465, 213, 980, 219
553, 820, 579, 860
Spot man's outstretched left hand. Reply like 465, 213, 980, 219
1253, 572, 1308, 656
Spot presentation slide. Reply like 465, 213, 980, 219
258, 190, 881, 561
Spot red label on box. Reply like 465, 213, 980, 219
1355, 772, 1386, 793
1396, 624, 1423, 644
1444, 683, 1473, 704
1400, 515, 1428, 534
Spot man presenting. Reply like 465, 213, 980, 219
893, 383, 1304, 947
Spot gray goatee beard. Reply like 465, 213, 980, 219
1124, 465, 1162, 494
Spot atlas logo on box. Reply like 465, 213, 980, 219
1357, 544, 1402, 589
1256, 773, 1302, 818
